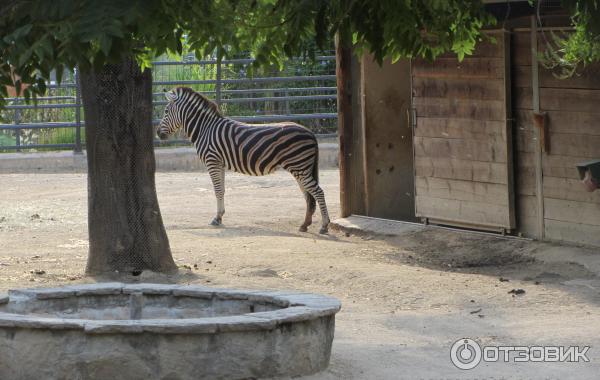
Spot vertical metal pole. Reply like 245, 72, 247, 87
215, 54, 222, 107
531, 16, 545, 239
74, 68, 83, 154
284, 89, 291, 114
14, 103, 21, 152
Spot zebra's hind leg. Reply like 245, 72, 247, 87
207, 164, 225, 226
309, 185, 330, 234
299, 191, 316, 232
293, 170, 329, 234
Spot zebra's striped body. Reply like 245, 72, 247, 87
158, 87, 329, 233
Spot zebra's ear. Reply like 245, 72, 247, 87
165, 90, 178, 102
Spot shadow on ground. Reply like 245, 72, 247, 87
168, 223, 348, 243
340, 225, 600, 308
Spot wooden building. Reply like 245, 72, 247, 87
336, 1, 600, 246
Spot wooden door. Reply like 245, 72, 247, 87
361, 57, 415, 221
412, 31, 515, 231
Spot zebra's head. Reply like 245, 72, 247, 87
157, 89, 183, 140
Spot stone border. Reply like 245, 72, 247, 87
0, 283, 341, 334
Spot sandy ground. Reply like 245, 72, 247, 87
1, 170, 600, 379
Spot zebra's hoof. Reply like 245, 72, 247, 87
319, 227, 328, 234
299, 225, 308, 232
210, 218, 222, 226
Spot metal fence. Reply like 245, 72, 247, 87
0, 55, 337, 152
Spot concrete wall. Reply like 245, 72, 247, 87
0, 138, 338, 173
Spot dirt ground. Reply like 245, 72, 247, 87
1, 170, 600, 379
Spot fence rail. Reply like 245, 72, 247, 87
0, 55, 337, 152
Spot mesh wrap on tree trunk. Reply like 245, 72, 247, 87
80, 58, 176, 274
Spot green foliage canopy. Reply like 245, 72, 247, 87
0, 0, 501, 106
540, 0, 600, 78
3, 0, 600, 105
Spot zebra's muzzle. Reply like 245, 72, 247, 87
157, 129, 168, 140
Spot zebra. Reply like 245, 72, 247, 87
157, 87, 330, 234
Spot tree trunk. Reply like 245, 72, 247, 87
79, 57, 177, 275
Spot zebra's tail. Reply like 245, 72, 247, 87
312, 141, 320, 185
306, 140, 319, 213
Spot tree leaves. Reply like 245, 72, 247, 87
3, 0, 595, 104
539, 0, 600, 78
3, 24, 33, 44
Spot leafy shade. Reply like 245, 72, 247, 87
0, 0, 498, 105
540, 0, 600, 78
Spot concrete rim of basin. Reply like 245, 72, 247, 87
0, 282, 341, 334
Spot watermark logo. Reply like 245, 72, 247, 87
450, 339, 482, 370
450, 338, 590, 370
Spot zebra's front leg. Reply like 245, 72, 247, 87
208, 165, 225, 226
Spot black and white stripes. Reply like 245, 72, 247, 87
158, 87, 330, 233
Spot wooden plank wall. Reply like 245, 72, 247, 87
412, 31, 515, 230
538, 46, 600, 246
512, 29, 600, 245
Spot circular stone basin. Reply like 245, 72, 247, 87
0, 283, 340, 380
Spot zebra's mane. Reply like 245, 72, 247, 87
176, 87, 222, 117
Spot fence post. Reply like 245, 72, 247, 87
284, 88, 291, 114
14, 102, 21, 152
74, 68, 83, 154
215, 52, 222, 107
